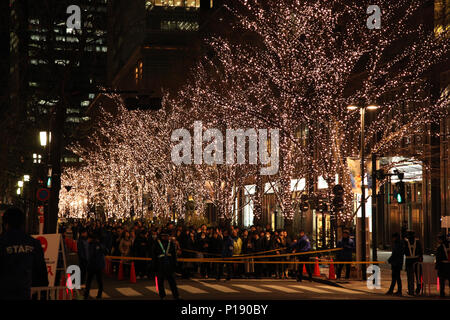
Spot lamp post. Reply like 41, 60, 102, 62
347, 103, 379, 281
38, 131, 51, 233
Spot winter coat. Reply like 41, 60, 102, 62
222, 236, 234, 258
388, 239, 404, 268
232, 236, 243, 256
119, 238, 132, 257
0, 229, 48, 300
87, 240, 106, 271
337, 237, 354, 260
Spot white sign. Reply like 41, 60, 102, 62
441, 216, 450, 228
32, 234, 61, 287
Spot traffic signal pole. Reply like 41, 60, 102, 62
372, 154, 377, 262
360, 108, 367, 281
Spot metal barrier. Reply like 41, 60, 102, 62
416, 262, 438, 296
31, 286, 75, 300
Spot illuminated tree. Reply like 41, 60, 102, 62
178, 0, 449, 223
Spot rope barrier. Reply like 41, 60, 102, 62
104, 255, 385, 264
215, 248, 343, 260
105, 248, 343, 262
180, 247, 284, 257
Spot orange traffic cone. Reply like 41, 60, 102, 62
303, 264, 307, 275
130, 262, 136, 284
118, 260, 124, 280
328, 258, 336, 280
313, 257, 321, 277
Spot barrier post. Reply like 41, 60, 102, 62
118, 260, 124, 280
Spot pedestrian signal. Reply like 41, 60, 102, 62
395, 181, 405, 204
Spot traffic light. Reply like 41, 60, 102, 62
395, 181, 406, 204
332, 184, 344, 212
300, 193, 309, 212
309, 195, 319, 210
319, 201, 328, 213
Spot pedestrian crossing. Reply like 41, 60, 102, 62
317, 285, 359, 294
90, 281, 365, 299
231, 284, 271, 293
289, 285, 329, 294
195, 281, 240, 293
115, 287, 142, 296
261, 285, 302, 293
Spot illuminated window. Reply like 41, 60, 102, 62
135, 61, 143, 84
161, 20, 199, 31
66, 117, 80, 123
435, 0, 450, 36
146, 0, 200, 8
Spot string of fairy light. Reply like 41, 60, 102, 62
60, 0, 448, 224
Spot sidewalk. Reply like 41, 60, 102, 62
317, 251, 450, 297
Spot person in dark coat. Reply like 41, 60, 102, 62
133, 230, 148, 278
386, 232, 404, 296
197, 232, 210, 278
218, 229, 234, 281
403, 230, 423, 296
77, 229, 89, 284
209, 231, 223, 279
151, 229, 180, 300
291, 230, 313, 282
147, 229, 158, 279
336, 230, 355, 280
435, 234, 450, 298
254, 232, 265, 278
84, 233, 106, 299
0, 207, 48, 300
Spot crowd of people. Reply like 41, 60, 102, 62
61, 219, 352, 284
1, 205, 448, 300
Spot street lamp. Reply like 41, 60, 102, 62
347, 102, 379, 281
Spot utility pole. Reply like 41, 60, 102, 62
372, 153, 377, 262
360, 107, 367, 281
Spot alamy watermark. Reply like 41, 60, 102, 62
171, 121, 279, 175
66, 5, 81, 30
367, 5, 381, 29
66, 265, 81, 290
367, 264, 382, 289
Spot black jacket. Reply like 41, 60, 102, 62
87, 240, 106, 272
208, 236, 223, 254
435, 242, 450, 272
151, 239, 177, 273
0, 230, 48, 300
388, 239, 404, 268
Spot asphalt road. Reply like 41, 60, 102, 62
84, 277, 408, 300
